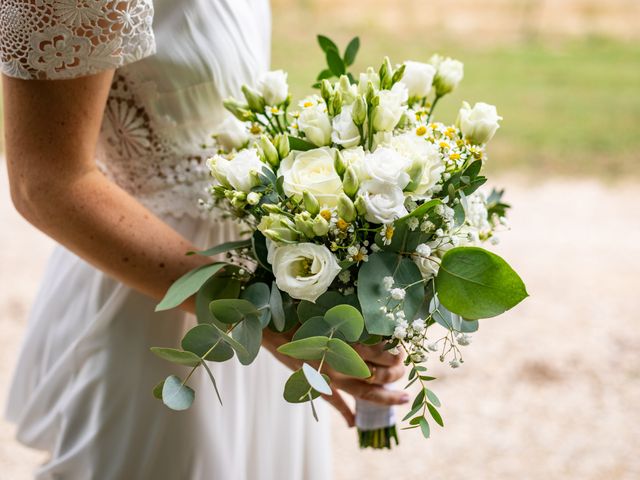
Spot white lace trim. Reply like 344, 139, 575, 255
97, 73, 216, 220
0, 0, 155, 80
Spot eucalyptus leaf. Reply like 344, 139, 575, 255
297, 291, 359, 323
357, 252, 424, 335
325, 338, 370, 378
436, 247, 528, 319
323, 304, 364, 342
252, 231, 272, 272
277, 336, 330, 361
210, 299, 260, 324
156, 263, 228, 312
292, 316, 337, 341
201, 358, 223, 405
240, 283, 271, 327
302, 363, 332, 395
181, 324, 234, 362
269, 282, 286, 331
231, 314, 263, 365
152, 380, 164, 400
427, 403, 444, 427
150, 347, 201, 367
425, 389, 441, 408
283, 369, 328, 403
161, 375, 195, 411
208, 322, 250, 360
187, 239, 251, 257
419, 417, 431, 439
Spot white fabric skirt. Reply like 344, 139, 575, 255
5, 214, 330, 480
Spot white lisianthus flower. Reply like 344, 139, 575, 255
208, 149, 266, 192
431, 55, 464, 96
458, 101, 502, 145
257, 70, 289, 105
362, 146, 411, 189
331, 105, 361, 148
298, 102, 332, 146
359, 180, 409, 224
400, 61, 436, 99
388, 131, 444, 196
213, 116, 249, 151
278, 147, 343, 207
271, 243, 342, 302
372, 83, 408, 132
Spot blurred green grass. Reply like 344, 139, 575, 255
1, 32, 638, 179
273, 31, 640, 178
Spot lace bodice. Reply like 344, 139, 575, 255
0, 0, 271, 219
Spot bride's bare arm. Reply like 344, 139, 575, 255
3, 72, 208, 310
3, 71, 406, 422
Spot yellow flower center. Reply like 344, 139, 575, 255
271, 107, 280, 114
303, 101, 313, 108
250, 125, 262, 135
439, 141, 449, 149
385, 226, 394, 240
336, 219, 349, 231
415, 125, 427, 136
320, 209, 332, 221
450, 153, 461, 160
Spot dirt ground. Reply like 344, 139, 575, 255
1, 165, 639, 479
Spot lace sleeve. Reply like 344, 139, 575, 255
0, 0, 155, 80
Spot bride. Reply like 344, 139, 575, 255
1, 0, 408, 478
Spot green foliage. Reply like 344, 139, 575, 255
287, 135, 317, 152
324, 338, 370, 378
436, 247, 528, 319
231, 314, 263, 365
181, 324, 234, 362
297, 291, 359, 322
283, 369, 328, 403
357, 252, 424, 335
323, 304, 364, 342
344, 37, 360, 66
150, 347, 201, 367
195, 266, 242, 325
187, 239, 251, 256
292, 316, 336, 341
277, 336, 329, 361
156, 263, 228, 311
161, 375, 195, 411
269, 281, 286, 331
240, 282, 271, 327
209, 299, 259, 324
302, 363, 332, 395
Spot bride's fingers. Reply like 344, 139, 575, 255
337, 379, 410, 406
323, 387, 355, 428
366, 362, 406, 385
354, 343, 404, 367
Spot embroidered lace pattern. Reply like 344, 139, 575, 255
0, 0, 155, 80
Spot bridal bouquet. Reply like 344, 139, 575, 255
152, 35, 527, 448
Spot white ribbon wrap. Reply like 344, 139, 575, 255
355, 399, 396, 430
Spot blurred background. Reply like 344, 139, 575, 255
1, 0, 639, 478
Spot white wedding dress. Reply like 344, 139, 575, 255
1, 1, 331, 478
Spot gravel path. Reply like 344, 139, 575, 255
1, 168, 638, 479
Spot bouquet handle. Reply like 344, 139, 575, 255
355, 394, 398, 449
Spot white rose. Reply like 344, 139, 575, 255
278, 147, 343, 207
213, 116, 249, 151
372, 83, 408, 132
340, 146, 366, 178
271, 243, 342, 302
359, 180, 408, 224
208, 148, 266, 192
257, 70, 289, 105
431, 55, 464, 95
331, 104, 361, 148
389, 131, 444, 196
298, 103, 332, 146
400, 61, 436, 99
362, 146, 411, 188
458, 101, 502, 145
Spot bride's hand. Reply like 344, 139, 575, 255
263, 330, 408, 427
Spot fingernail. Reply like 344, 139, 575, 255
400, 394, 410, 403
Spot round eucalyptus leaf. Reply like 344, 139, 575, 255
181, 324, 234, 362
277, 336, 330, 361
283, 369, 328, 403
240, 282, 271, 327
323, 304, 364, 342
161, 375, 195, 411
297, 291, 359, 323
358, 252, 424, 335
210, 298, 259, 324
195, 267, 241, 325
325, 338, 370, 378
302, 363, 332, 395
292, 316, 337, 341
231, 314, 263, 365
152, 380, 164, 400
436, 246, 528, 320
150, 347, 201, 367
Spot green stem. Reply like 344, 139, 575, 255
426, 95, 441, 123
